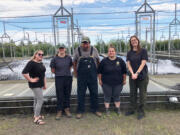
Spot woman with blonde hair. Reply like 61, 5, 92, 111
22, 50, 46, 125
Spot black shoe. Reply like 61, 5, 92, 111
105, 108, 110, 116
137, 112, 145, 120
125, 111, 135, 116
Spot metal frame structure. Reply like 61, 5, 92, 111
117, 33, 120, 54
168, 3, 180, 56
13, 28, 30, 57
74, 20, 83, 46
53, 0, 74, 55
135, 0, 156, 74
0, 22, 12, 59
160, 31, 166, 52
121, 31, 125, 52
21, 28, 30, 57
97, 34, 105, 54
100, 34, 105, 54
145, 27, 150, 50
125, 28, 130, 53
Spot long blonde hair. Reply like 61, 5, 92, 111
31, 50, 43, 60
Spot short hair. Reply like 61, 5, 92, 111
108, 44, 116, 52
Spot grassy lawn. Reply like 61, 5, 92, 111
0, 109, 180, 135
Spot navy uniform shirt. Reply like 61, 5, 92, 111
126, 48, 148, 74
98, 57, 127, 86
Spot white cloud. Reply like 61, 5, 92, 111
0, 0, 113, 18
0, 0, 93, 17
137, 0, 142, 3
80, 25, 135, 44
120, 0, 128, 3
151, 3, 176, 11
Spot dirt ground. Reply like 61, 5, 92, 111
0, 109, 180, 135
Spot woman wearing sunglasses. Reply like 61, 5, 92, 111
22, 50, 46, 125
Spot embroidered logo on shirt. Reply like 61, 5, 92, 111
116, 61, 120, 66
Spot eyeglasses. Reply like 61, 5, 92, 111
38, 53, 44, 56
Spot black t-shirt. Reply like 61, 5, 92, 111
126, 48, 148, 74
98, 57, 127, 86
22, 60, 46, 88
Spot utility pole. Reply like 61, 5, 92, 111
26, 32, 30, 56
126, 28, 130, 53
121, 31, 124, 52
1, 22, 11, 59
168, 3, 180, 57
43, 34, 46, 43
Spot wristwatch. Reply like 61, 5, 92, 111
136, 72, 140, 75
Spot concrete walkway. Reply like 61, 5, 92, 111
0, 74, 179, 98
149, 74, 180, 88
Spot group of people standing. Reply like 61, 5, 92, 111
22, 35, 149, 125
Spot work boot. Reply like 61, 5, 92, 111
95, 111, 102, 117
76, 113, 83, 119
64, 108, 72, 118
105, 108, 110, 116
137, 110, 145, 120
55, 111, 62, 120
115, 107, 121, 115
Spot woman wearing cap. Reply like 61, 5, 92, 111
98, 45, 126, 115
125, 35, 149, 120
22, 50, 46, 125
50, 46, 73, 120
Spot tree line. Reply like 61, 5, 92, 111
0, 39, 180, 57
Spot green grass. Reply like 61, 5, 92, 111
0, 109, 180, 135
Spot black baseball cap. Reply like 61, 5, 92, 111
59, 46, 65, 49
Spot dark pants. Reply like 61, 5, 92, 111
77, 75, 99, 113
129, 75, 149, 112
55, 76, 72, 111
102, 83, 123, 103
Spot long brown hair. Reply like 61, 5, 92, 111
129, 35, 141, 54
31, 50, 43, 60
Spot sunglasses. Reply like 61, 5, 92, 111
38, 53, 44, 56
